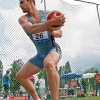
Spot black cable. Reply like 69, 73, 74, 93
96, 5, 100, 26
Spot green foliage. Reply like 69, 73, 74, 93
58, 66, 64, 87
0, 60, 3, 92
58, 61, 72, 88
84, 67, 99, 91
85, 67, 98, 73
38, 69, 48, 88
64, 61, 72, 74
89, 77, 95, 91
10, 59, 24, 93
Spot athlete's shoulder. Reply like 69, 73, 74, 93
18, 15, 28, 24
42, 10, 51, 15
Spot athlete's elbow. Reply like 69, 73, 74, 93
30, 29, 37, 34
57, 29, 62, 37
58, 33, 62, 38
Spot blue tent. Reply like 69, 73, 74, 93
61, 73, 83, 79
76, 74, 83, 78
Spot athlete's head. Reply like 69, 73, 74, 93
19, 0, 35, 13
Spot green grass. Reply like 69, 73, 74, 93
70, 96, 100, 100
47, 96, 100, 100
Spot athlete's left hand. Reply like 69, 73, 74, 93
47, 28, 54, 33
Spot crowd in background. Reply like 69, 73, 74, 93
1, 70, 100, 99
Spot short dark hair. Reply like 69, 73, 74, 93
6, 70, 10, 74
21, 0, 35, 5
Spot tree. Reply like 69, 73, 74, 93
10, 59, 24, 94
58, 66, 64, 76
0, 60, 3, 93
64, 61, 72, 74
58, 66, 64, 88
84, 67, 98, 73
59, 61, 72, 88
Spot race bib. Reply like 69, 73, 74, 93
32, 31, 49, 43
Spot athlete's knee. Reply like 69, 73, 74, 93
16, 71, 24, 81
44, 60, 53, 68
44, 60, 56, 71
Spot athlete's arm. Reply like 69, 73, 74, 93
18, 13, 64, 34
18, 16, 53, 34
47, 28, 62, 38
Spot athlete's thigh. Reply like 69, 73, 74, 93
17, 62, 41, 78
44, 51, 59, 66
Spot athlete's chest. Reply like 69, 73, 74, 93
31, 15, 40, 23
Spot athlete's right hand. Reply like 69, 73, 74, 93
51, 12, 66, 26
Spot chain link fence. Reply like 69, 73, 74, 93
0, 0, 100, 100
0, 60, 100, 100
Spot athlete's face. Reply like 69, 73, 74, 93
19, 0, 31, 13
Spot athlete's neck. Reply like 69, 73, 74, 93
28, 9, 40, 18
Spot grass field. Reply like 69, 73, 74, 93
72, 96, 100, 100
47, 96, 100, 100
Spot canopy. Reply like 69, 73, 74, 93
61, 73, 83, 79
82, 73, 96, 78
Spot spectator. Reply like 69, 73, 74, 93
81, 78, 87, 96
94, 70, 100, 96
76, 78, 81, 88
77, 88, 84, 97
64, 82, 68, 95
38, 76, 46, 99
64, 82, 68, 89
19, 90, 24, 96
2, 70, 11, 99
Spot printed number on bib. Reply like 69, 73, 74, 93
32, 31, 49, 42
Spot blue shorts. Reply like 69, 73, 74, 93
28, 47, 62, 69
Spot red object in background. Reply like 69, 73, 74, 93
68, 81, 77, 88
28, 75, 35, 80
8, 96, 28, 100
94, 73, 100, 84
46, 10, 62, 30
92, 92, 96, 96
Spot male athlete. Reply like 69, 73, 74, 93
16, 0, 65, 100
